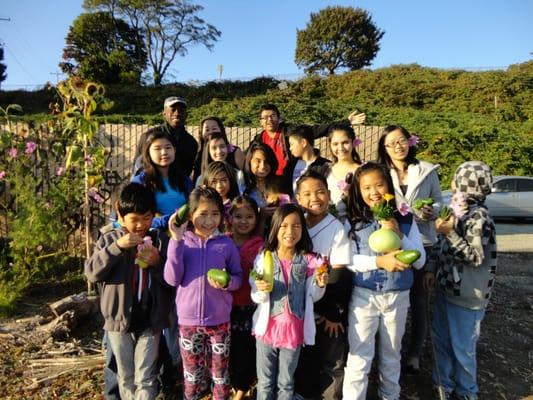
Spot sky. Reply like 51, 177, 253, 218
0, 0, 532, 90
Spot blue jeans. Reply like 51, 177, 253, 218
102, 331, 121, 400
107, 329, 161, 400
256, 339, 301, 400
431, 293, 485, 398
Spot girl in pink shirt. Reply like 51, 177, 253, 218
250, 203, 329, 400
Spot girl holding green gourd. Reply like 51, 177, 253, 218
377, 125, 443, 374
342, 161, 426, 400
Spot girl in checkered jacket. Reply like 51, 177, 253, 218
424, 161, 497, 400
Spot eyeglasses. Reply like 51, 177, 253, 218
384, 138, 408, 148
260, 114, 278, 121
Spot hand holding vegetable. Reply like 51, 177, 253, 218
168, 211, 188, 241
377, 250, 410, 272
436, 215, 455, 235
255, 279, 273, 293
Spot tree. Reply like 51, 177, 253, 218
0, 46, 7, 88
60, 12, 147, 84
84, 0, 221, 85
295, 6, 384, 75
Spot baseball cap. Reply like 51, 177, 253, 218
164, 96, 187, 108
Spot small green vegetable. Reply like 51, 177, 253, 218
439, 206, 452, 221
413, 198, 434, 210
207, 268, 230, 287
394, 250, 421, 264
174, 204, 189, 227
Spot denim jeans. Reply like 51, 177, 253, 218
431, 293, 485, 398
107, 329, 161, 400
256, 339, 301, 400
163, 304, 181, 365
102, 330, 121, 400
406, 247, 432, 361
343, 288, 410, 400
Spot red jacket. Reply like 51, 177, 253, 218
228, 234, 264, 306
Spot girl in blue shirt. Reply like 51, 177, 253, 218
132, 128, 192, 231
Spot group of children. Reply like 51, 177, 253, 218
85, 114, 497, 400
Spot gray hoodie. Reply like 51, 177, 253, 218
427, 161, 497, 310
85, 228, 173, 333
390, 160, 442, 246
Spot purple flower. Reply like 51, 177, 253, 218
0, 171, 5, 180
25, 141, 37, 155
227, 143, 236, 153
8, 148, 18, 158
398, 202, 410, 216
337, 180, 349, 192
352, 137, 362, 147
450, 192, 468, 218
88, 187, 105, 204
56, 167, 65, 176
408, 135, 419, 147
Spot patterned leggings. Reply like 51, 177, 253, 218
179, 323, 231, 400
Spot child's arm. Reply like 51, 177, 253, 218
84, 232, 141, 282
398, 218, 426, 269
439, 209, 492, 267
163, 239, 186, 287
163, 213, 188, 286
223, 241, 243, 291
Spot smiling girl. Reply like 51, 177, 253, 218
227, 196, 264, 400
132, 129, 192, 230
164, 187, 243, 400
377, 125, 443, 373
251, 204, 329, 400
326, 124, 363, 222
342, 162, 425, 400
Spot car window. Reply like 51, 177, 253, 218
517, 179, 533, 192
494, 179, 515, 192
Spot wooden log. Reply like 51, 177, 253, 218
38, 310, 76, 340
48, 292, 99, 317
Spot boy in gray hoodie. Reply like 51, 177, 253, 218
86, 183, 172, 400
424, 161, 497, 400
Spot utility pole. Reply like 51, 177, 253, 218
50, 71, 63, 85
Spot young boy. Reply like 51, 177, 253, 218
85, 182, 173, 400
285, 125, 330, 197
294, 170, 352, 400
424, 161, 497, 400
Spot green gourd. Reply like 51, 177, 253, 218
174, 204, 189, 227
207, 268, 230, 287
394, 250, 421, 264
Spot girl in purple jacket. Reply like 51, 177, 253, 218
164, 187, 243, 400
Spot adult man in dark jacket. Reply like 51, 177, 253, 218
248, 103, 366, 175
134, 96, 198, 177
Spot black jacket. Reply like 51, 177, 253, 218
134, 122, 198, 177
283, 151, 331, 197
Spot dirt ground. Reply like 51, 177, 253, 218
0, 252, 531, 400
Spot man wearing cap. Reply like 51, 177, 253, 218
249, 103, 366, 175
134, 96, 198, 177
